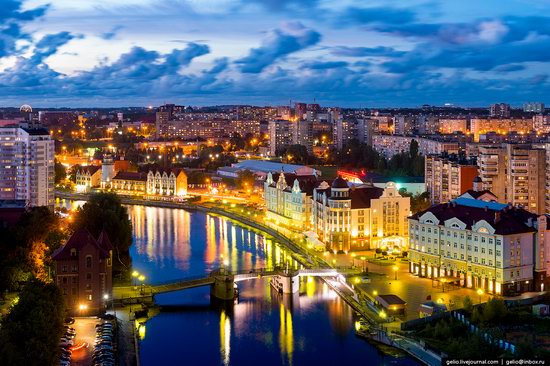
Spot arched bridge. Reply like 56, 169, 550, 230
114, 266, 359, 303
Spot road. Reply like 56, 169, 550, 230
71, 317, 100, 366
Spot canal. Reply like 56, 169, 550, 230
58, 200, 418, 366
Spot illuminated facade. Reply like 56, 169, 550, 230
372, 135, 459, 158
75, 166, 101, 192
470, 118, 533, 142
312, 177, 410, 253
408, 194, 550, 295
425, 155, 479, 204
264, 172, 318, 229
146, 169, 188, 197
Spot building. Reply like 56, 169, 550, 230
334, 118, 374, 149
268, 119, 293, 156
0, 127, 54, 208
218, 160, 320, 180
408, 194, 550, 295
146, 168, 188, 196
523, 102, 544, 113
292, 119, 313, 152
372, 135, 459, 158
75, 166, 102, 192
53, 228, 113, 314
490, 103, 511, 118
393, 115, 414, 135
478, 144, 546, 214
0, 200, 27, 228
425, 155, 479, 204
438, 119, 468, 134
470, 118, 533, 142
109, 172, 148, 194
312, 177, 410, 253
264, 172, 318, 229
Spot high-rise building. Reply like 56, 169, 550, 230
294, 103, 307, 121
393, 115, 414, 135
523, 102, 545, 113
292, 119, 313, 152
268, 119, 293, 156
478, 144, 546, 213
490, 103, 511, 118
425, 155, 479, 204
0, 127, 54, 208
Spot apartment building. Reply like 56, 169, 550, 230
372, 135, 459, 158
470, 118, 533, 142
0, 127, 54, 208
425, 155, 479, 204
478, 144, 545, 214
268, 119, 293, 156
408, 193, 550, 295
311, 177, 410, 253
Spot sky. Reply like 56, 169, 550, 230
0, 0, 548, 107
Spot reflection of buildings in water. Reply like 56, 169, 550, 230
278, 302, 294, 366
131, 206, 191, 271
326, 285, 353, 338
219, 309, 231, 366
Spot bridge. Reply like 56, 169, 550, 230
114, 266, 358, 304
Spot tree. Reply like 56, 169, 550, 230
0, 279, 65, 366
409, 139, 419, 158
72, 193, 132, 272
462, 296, 474, 313
54, 160, 66, 184
236, 169, 255, 190
283, 144, 309, 165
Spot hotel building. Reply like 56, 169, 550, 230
311, 177, 410, 253
408, 192, 550, 295
75, 166, 102, 192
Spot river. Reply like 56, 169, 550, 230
57, 199, 418, 366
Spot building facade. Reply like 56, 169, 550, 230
264, 172, 317, 230
0, 127, 54, 208
408, 194, 550, 295
146, 169, 188, 196
312, 177, 410, 253
372, 135, 459, 158
478, 144, 545, 214
53, 228, 113, 314
75, 166, 102, 192
425, 155, 479, 204
268, 119, 293, 156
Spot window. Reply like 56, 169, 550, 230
72, 265, 77, 272
86, 273, 92, 280
62, 277, 67, 284
86, 255, 92, 269
62, 265, 68, 273
70, 248, 77, 257
87, 295, 92, 301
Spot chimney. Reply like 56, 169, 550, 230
494, 211, 501, 223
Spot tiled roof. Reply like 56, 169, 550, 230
461, 189, 496, 200
269, 172, 320, 195
52, 228, 111, 260
350, 186, 384, 209
78, 165, 101, 175
112, 171, 147, 181
410, 198, 539, 235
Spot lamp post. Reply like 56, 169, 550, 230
132, 270, 139, 290
138, 275, 146, 295
393, 265, 399, 280
477, 288, 484, 304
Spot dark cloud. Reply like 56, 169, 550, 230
342, 6, 416, 25
304, 61, 348, 69
31, 32, 78, 64
236, 22, 321, 73
0, 0, 49, 22
101, 26, 123, 40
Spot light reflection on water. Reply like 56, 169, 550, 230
56, 200, 417, 366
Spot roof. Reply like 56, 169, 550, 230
461, 189, 497, 200
410, 197, 539, 235
269, 172, 320, 195
52, 228, 111, 260
350, 186, 384, 209
112, 171, 147, 181
233, 160, 319, 175
361, 172, 424, 184
332, 176, 349, 189
97, 229, 114, 252
147, 168, 185, 176
376, 294, 407, 306
78, 165, 101, 175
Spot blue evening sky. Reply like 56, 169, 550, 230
0, 0, 548, 107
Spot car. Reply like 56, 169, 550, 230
98, 314, 115, 320
64, 317, 75, 325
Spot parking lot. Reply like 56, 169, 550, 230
70, 317, 100, 366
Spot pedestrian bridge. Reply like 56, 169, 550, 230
114, 266, 358, 303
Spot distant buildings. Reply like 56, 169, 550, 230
372, 135, 459, 158
523, 102, 544, 113
490, 103, 511, 118
408, 192, 550, 295
425, 155, 479, 204
218, 160, 319, 180
312, 178, 410, 253
470, 118, 533, 142
53, 228, 113, 314
0, 127, 54, 208
268, 119, 293, 156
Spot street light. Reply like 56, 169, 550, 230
138, 275, 146, 295
393, 265, 399, 280
477, 288, 484, 304
132, 271, 139, 289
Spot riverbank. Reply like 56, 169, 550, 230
56, 191, 436, 365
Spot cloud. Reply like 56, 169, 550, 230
235, 21, 321, 73
0, 0, 49, 22
331, 46, 406, 58
341, 6, 416, 25
241, 0, 318, 11
31, 32, 79, 64
304, 61, 348, 69
101, 26, 123, 40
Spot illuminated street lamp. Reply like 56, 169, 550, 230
477, 288, 484, 304
132, 270, 139, 288
392, 265, 399, 280
138, 275, 146, 295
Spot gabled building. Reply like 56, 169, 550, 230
264, 172, 318, 229
312, 177, 410, 253
53, 228, 113, 314
75, 166, 102, 192
146, 168, 187, 197
110, 171, 148, 194
408, 192, 550, 296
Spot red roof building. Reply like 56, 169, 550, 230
53, 228, 113, 314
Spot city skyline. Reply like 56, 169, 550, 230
0, 0, 548, 107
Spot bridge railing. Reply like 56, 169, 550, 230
151, 274, 213, 287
